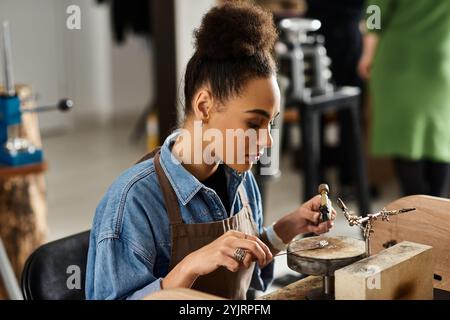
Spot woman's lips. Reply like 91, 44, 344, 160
246, 152, 263, 162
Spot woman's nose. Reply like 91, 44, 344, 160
258, 128, 273, 149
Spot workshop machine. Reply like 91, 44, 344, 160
0, 20, 73, 299
276, 18, 334, 103
0, 21, 73, 167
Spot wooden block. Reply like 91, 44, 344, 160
335, 241, 433, 300
371, 195, 450, 291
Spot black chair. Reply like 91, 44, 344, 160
21, 230, 90, 300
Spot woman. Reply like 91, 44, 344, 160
86, 2, 335, 300
359, 0, 450, 197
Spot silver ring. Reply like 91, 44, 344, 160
234, 247, 247, 263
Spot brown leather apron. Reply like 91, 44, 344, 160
140, 149, 258, 299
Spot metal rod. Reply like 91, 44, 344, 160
323, 275, 334, 297
274, 240, 329, 257
2, 21, 15, 96
0, 238, 23, 300
365, 236, 370, 257
21, 105, 56, 113
21, 99, 74, 113
274, 249, 311, 257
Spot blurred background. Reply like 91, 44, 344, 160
0, 0, 449, 298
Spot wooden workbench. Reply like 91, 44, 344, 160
143, 278, 323, 300
258, 276, 322, 300
144, 275, 450, 300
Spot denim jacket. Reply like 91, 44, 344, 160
85, 131, 274, 300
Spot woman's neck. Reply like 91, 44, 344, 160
171, 125, 219, 181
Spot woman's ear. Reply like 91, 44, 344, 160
192, 88, 213, 123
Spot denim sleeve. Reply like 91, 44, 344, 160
246, 172, 275, 292
90, 237, 162, 300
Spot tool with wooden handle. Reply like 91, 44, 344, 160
318, 183, 331, 222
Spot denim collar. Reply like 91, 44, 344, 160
159, 130, 246, 206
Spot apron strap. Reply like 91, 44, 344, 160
135, 147, 161, 164
154, 152, 184, 225
237, 184, 249, 208
237, 183, 258, 234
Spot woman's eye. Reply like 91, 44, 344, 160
247, 122, 261, 129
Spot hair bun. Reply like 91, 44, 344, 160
194, 2, 277, 60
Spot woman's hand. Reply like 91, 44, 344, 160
358, 54, 373, 80
273, 195, 336, 245
291, 195, 336, 235
162, 230, 273, 290
186, 230, 273, 275
358, 33, 379, 80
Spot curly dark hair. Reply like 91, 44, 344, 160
183, 1, 278, 116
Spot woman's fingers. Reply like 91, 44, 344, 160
228, 238, 267, 267
302, 203, 337, 225
244, 234, 273, 262
306, 195, 322, 211
301, 209, 321, 225
221, 246, 256, 269
308, 221, 331, 234
223, 230, 246, 240
219, 255, 240, 273
223, 230, 272, 265
241, 249, 254, 269
331, 209, 337, 220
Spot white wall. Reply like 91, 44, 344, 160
175, 0, 216, 115
0, 0, 215, 130
61, 0, 113, 126
58, 0, 154, 127
0, 0, 72, 130
0, 0, 153, 130
111, 37, 153, 122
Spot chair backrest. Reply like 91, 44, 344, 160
21, 230, 90, 300
370, 195, 450, 292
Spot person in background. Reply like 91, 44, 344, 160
359, 0, 450, 197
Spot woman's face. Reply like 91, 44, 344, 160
205, 75, 281, 173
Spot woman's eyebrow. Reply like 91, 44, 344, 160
245, 109, 280, 120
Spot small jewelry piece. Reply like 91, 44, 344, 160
318, 240, 329, 248
234, 247, 247, 263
